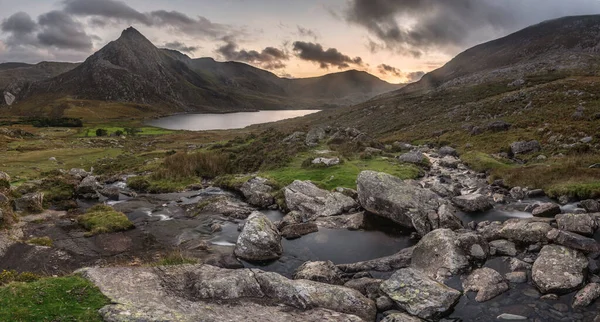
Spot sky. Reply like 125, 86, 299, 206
1, 0, 600, 84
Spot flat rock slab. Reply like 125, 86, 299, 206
532, 245, 588, 294
337, 247, 414, 273
284, 180, 357, 220
79, 265, 374, 322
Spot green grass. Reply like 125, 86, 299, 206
26, 237, 53, 247
153, 252, 198, 266
77, 126, 173, 137
461, 151, 513, 173
0, 276, 109, 322
127, 175, 197, 193
547, 182, 600, 199
78, 204, 134, 236
263, 155, 421, 190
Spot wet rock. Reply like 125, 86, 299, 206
490, 239, 517, 256
380, 267, 461, 320
527, 189, 545, 198
284, 180, 357, 221
509, 258, 532, 271
14, 192, 44, 213
531, 202, 561, 217
510, 187, 526, 200
240, 177, 275, 208
294, 261, 344, 285
397, 151, 426, 165
547, 229, 600, 253
357, 171, 441, 236
198, 196, 255, 219
312, 157, 341, 166
452, 194, 493, 213
482, 218, 553, 244
381, 312, 424, 322
556, 213, 597, 236
429, 204, 464, 230
510, 140, 541, 155
439, 146, 459, 157
573, 283, 600, 308
581, 200, 600, 213
76, 176, 102, 199
204, 253, 244, 269
411, 229, 489, 279
343, 278, 383, 298
99, 187, 120, 200
462, 267, 509, 302
505, 272, 527, 284
234, 212, 282, 261
277, 211, 304, 229
280, 222, 318, 239
338, 247, 414, 273
315, 212, 365, 230
532, 245, 588, 294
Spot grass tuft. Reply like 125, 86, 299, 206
78, 204, 134, 236
26, 237, 53, 247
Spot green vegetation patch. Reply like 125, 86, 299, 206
461, 151, 512, 173
26, 237, 53, 247
78, 126, 173, 137
153, 252, 199, 266
79, 204, 134, 236
0, 276, 109, 322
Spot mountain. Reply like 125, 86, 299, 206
0, 62, 79, 91
3, 27, 398, 116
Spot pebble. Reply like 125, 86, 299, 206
552, 303, 569, 312
540, 294, 559, 301
497, 313, 527, 320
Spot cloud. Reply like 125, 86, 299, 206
1, 12, 37, 35
344, 0, 600, 56
292, 41, 363, 69
217, 40, 289, 70
377, 64, 424, 82
297, 25, 318, 40
37, 11, 93, 50
164, 41, 199, 53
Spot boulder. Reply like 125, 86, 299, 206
280, 222, 318, 239
337, 247, 414, 273
69, 168, 90, 179
489, 240, 517, 256
439, 146, 459, 157
462, 267, 509, 302
532, 245, 588, 294
315, 212, 365, 230
397, 151, 426, 165
0, 171, 10, 186
306, 127, 326, 146
343, 278, 383, 298
581, 200, 600, 213
14, 192, 44, 213
76, 176, 102, 199
381, 313, 424, 322
487, 121, 512, 132
357, 171, 441, 236
283, 132, 305, 143
509, 258, 532, 272
547, 229, 600, 253
428, 204, 464, 230
556, 213, 597, 236
380, 268, 461, 320
293, 261, 344, 285
452, 194, 493, 213
509, 187, 526, 200
486, 218, 554, 244
573, 283, 600, 308
505, 272, 527, 284
240, 177, 275, 208
284, 180, 357, 221
510, 140, 541, 155
198, 196, 255, 219
312, 157, 340, 167
531, 203, 561, 217
411, 229, 489, 280
234, 212, 282, 261
439, 156, 460, 169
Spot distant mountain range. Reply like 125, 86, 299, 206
0, 27, 399, 115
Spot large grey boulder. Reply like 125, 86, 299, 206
284, 180, 357, 221
337, 247, 414, 273
452, 194, 493, 213
79, 265, 371, 322
510, 140, 541, 155
411, 229, 489, 280
580, 199, 600, 213
462, 267, 509, 302
573, 283, 600, 308
439, 146, 459, 157
293, 261, 344, 285
380, 268, 461, 320
531, 203, 561, 217
306, 127, 326, 146
532, 245, 588, 294
397, 152, 426, 165
429, 204, 464, 230
234, 212, 282, 261
14, 192, 44, 213
556, 213, 597, 236
76, 176, 102, 199
357, 171, 443, 236
547, 229, 600, 253
240, 177, 275, 208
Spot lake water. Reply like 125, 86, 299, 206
146, 110, 320, 131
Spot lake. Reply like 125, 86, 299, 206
146, 110, 320, 131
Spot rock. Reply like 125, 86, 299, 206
510, 187, 526, 200
380, 268, 461, 320
429, 204, 464, 230
581, 136, 593, 143
493, 193, 506, 204
76, 176, 102, 199
283, 131, 305, 143
375, 296, 394, 311
487, 121, 512, 132
240, 177, 275, 208
497, 313, 527, 320
489, 239, 517, 256
556, 213, 597, 236
581, 199, 600, 213
234, 212, 282, 261
315, 212, 365, 230
3, 91, 15, 105
573, 283, 600, 308
452, 194, 493, 213
363, 147, 383, 156
334, 187, 358, 199
294, 261, 344, 285
558, 195, 571, 205
505, 272, 527, 284
510, 140, 541, 155
540, 294, 559, 301
397, 151, 426, 165
393, 141, 414, 151
509, 258, 532, 272
531, 203, 561, 217
411, 229, 489, 280
532, 245, 588, 294
357, 171, 442, 236
306, 127, 326, 146
277, 211, 304, 229
527, 189, 545, 198
284, 180, 357, 221
0, 193, 8, 203
0, 171, 9, 188
439, 156, 460, 169
80, 265, 372, 322
198, 196, 255, 219
343, 278, 383, 298
485, 218, 554, 244
462, 267, 509, 302
338, 247, 414, 273
547, 229, 600, 253
280, 222, 318, 239
312, 157, 341, 166
438, 146, 458, 157
381, 312, 424, 322
14, 192, 44, 213
69, 168, 90, 179
99, 187, 120, 200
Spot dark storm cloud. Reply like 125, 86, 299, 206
164, 41, 199, 53
217, 40, 289, 70
63, 0, 241, 39
345, 0, 600, 55
377, 64, 424, 82
1, 12, 37, 35
37, 11, 93, 50
292, 41, 363, 69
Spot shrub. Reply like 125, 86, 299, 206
114, 130, 124, 136
78, 204, 134, 236
153, 151, 231, 180
95, 128, 108, 137
0, 270, 40, 286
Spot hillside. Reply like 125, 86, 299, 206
0, 62, 79, 91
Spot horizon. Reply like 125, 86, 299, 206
1, 0, 600, 83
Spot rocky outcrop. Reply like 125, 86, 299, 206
197, 196, 255, 219
411, 229, 488, 280
452, 194, 493, 213
293, 261, 344, 285
462, 267, 509, 302
14, 192, 44, 213
284, 180, 357, 221
531, 203, 561, 217
337, 247, 414, 273
234, 212, 282, 261
357, 171, 444, 236
556, 213, 597, 236
532, 245, 588, 294
380, 268, 461, 320
240, 177, 275, 208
